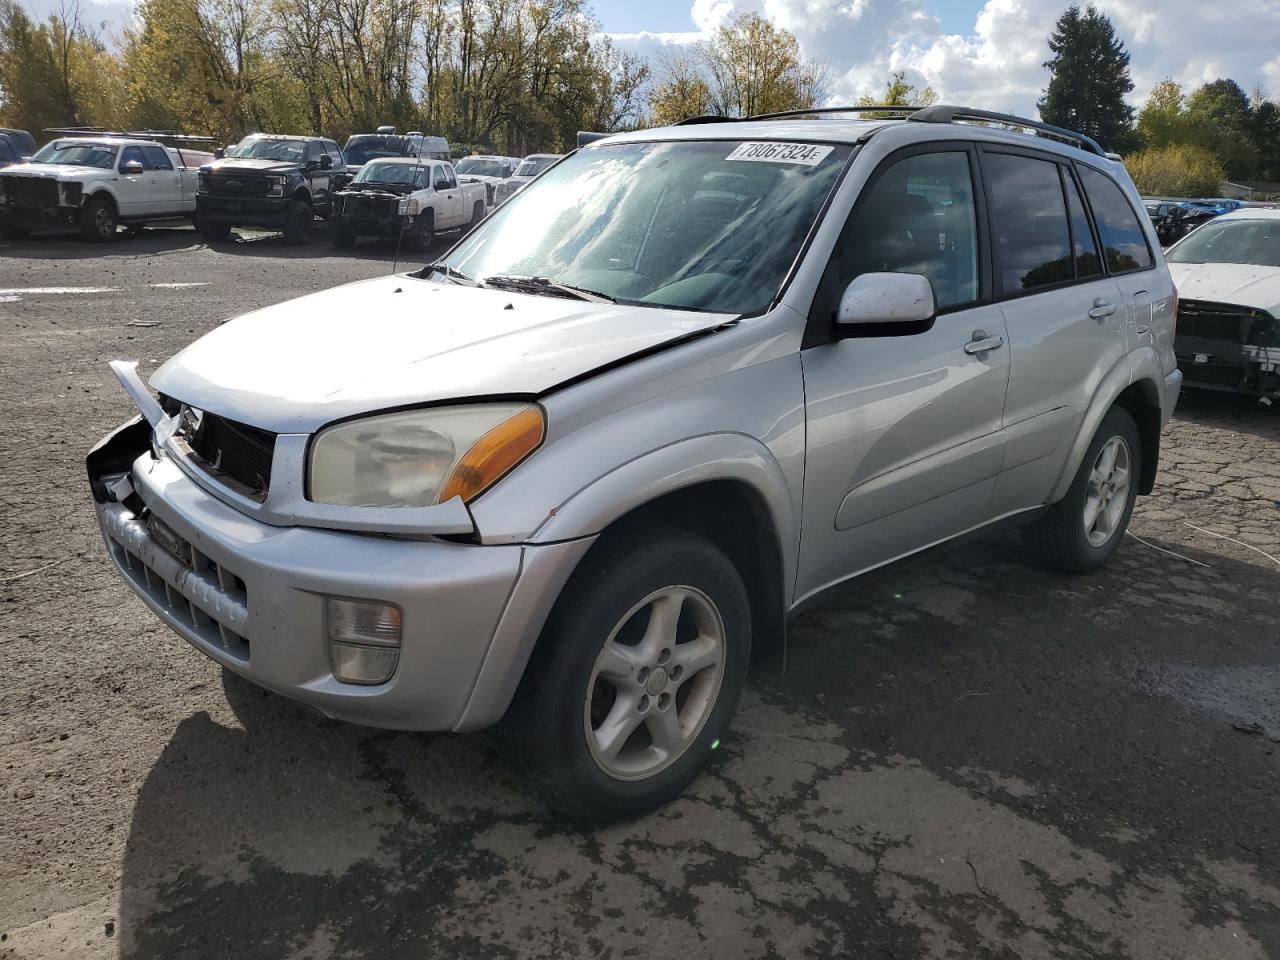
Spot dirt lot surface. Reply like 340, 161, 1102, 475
2, 227, 1279, 960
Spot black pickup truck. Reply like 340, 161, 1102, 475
195, 134, 346, 244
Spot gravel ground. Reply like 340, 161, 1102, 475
2, 226, 1278, 960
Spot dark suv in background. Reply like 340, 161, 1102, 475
196, 134, 346, 244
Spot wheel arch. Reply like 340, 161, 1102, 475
1050, 363, 1165, 503
291, 186, 312, 205
85, 187, 118, 211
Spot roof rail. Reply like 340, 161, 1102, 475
44, 127, 217, 143
676, 106, 917, 125
906, 105, 1105, 157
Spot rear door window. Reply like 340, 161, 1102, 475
142, 146, 173, 171
985, 152, 1073, 294
1062, 169, 1102, 279
1077, 166, 1154, 273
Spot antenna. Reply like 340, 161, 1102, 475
391, 134, 432, 275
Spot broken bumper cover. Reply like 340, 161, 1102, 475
1176, 338, 1280, 398
196, 195, 291, 227
87, 415, 592, 732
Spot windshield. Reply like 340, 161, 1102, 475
227, 138, 306, 162
354, 162, 420, 185
31, 140, 117, 169
1167, 219, 1280, 267
516, 156, 558, 177
456, 158, 508, 178
443, 139, 852, 314
344, 137, 407, 166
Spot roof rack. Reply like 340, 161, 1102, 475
906, 105, 1105, 157
44, 127, 216, 143
676, 106, 917, 125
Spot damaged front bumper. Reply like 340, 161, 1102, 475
1176, 339, 1280, 399
85, 365, 593, 731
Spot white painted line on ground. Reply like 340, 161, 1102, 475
0, 287, 122, 295
149, 282, 208, 289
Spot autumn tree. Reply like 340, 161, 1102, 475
1039, 4, 1134, 150
1125, 143, 1225, 197
858, 71, 937, 108
646, 48, 712, 125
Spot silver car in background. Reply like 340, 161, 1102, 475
88, 106, 1180, 822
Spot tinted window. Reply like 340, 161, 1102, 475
305, 142, 323, 163
326, 141, 344, 167
119, 145, 146, 169
1078, 167, 1153, 273
986, 153, 1073, 293
0, 139, 15, 163
1062, 169, 1102, 279
827, 151, 979, 310
142, 145, 172, 171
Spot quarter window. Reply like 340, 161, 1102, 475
985, 153, 1073, 293
826, 151, 980, 311
1077, 166, 1154, 273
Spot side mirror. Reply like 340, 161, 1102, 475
122, 159, 145, 175
320, 155, 333, 170
836, 273, 936, 328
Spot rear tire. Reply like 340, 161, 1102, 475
1025, 406, 1140, 573
328, 220, 357, 249
79, 197, 117, 242
196, 212, 231, 242
502, 525, 751, 823
282, 199, 313, 245
0, 223, 31, 240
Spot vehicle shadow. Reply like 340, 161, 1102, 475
1174, 389, 1280, 441
211, 230, 456, 264
0, 226, 206, 260
113, 533, 1280, 957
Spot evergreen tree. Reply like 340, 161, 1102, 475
1038, 4, 1134, 150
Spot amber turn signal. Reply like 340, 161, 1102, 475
439, 406, 545, 503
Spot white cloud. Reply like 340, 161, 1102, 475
610, 0, 1280, 118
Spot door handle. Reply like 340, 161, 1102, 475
1089, 298, 1117, 320
964, 330, 1004, 355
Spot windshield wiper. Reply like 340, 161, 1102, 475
480, 275, 616, 304
418, 262, 477, 285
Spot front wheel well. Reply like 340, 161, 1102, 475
86, 190, 117, 211
291, 188, 312, 205
1113, 381, 1162, 495
588, 481, 787, 671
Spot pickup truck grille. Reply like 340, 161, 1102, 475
181, 411, 276, 500
339, 193, 398, 222
207, 173, 271, 197
1177, 300, 1278, 345
3, 175, 60, 208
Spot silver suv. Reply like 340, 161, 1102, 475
88, 106, 1181, 821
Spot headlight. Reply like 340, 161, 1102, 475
308, 404, 545, 508
404, 197, 421, 216
197, 172, 209, 194
397, 197, 409, 215
267, 175, 286, 197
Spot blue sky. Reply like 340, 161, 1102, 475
594, 0, 986, 37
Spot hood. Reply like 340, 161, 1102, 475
458, 174, 504, 184
0, 162, 108, 179
151, 274, 732, 432
1168, 262, 1280, 314
205, 157, 300, 175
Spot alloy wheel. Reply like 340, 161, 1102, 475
1083, 435, 1131, 547
584, 586, 726, 781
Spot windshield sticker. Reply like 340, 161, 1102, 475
725, 142, 834, 166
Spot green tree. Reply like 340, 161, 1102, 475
1136, 78, 1189, 149
857, 70, 937, 109
1185, 79, 1257, 180
1125, 143, 1225, 197
1038, 4, 1134, 150
646, 49, 712, 125
699, 13, 827, 118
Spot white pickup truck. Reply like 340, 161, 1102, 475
0, 134, 214, 241
328, 158, 488, 249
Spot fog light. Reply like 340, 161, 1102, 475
330, 642, 399, 685
327, 597, 401, 685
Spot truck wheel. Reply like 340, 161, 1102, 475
469, 201, 485, 228
196, 213, 231, 242
328, 220, 356, 249
0, 223, 30, 240
282, 200, 313, 245
79, 197, 117, 242
415, 213, 434, 249
1024, 406, 1140, 573
502, 525, 751, 823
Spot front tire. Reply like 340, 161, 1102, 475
282, 199, 313, 245
469, 201, 485, 228
328, 220, 356, 249
79, 197, 117, 242
196, 212, 231, 242
503, 525, 751, 823
1025, 406, 1140, 573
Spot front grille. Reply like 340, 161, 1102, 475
104, 506, 251, 662
341, 194, 397, 221
183, 411, 276, 500
1177, 300, 1278, 345
208, 173, 271, 196
3, 175, 59, 208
